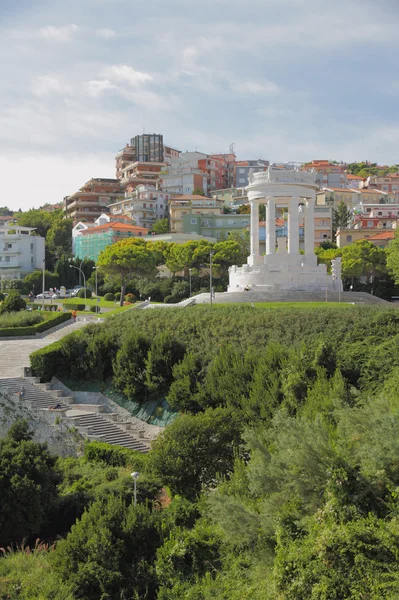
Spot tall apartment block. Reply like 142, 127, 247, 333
115, 134, 180, 179
64, 178, 123, 224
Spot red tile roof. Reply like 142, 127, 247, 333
81, 222, 148, 235
366, 231, 395, 240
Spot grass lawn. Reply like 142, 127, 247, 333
62, 298, 126, 309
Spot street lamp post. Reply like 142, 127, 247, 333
93, 266, 98, 311
42, 259, 45, 310
189, 268, 192, 297
131, 471, 139, 506
210, 251, 214, 308
69, 265, 86, 302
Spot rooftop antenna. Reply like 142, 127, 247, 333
229, 142, 235, 155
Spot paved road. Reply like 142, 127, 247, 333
0, 320, 90, 378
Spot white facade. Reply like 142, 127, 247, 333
108, 185, 169, 228
228, 167, 342, 293
161, 159, 208, 195
0, 226, 45, 280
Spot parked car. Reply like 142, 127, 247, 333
51, 293, 59, 300
74, 285, 83, 291
36, 292, 52, 299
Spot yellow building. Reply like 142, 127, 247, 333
169, 195, 224, 233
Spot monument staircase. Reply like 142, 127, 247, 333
193, 291, 389, 305
0, 377, 149, 452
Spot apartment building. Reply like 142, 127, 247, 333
64, 178, 123, 224
161, 162, 207, 195
74, 222, 148, 262
120, 161, 165, 195
169, 195, 224, 233
302, 160, 348, 189
213, 187, 248, 209
369, 173, 399, 199
72, 213, 135, 252
211, 153, 236, 188
108, 185, 170, 228
0, 226, 45, 280
235, 160, 269, 187
183, 213, 250, 240
115, 135, 180, 179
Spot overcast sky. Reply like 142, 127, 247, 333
1, 0, 399, 211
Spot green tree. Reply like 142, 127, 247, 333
0, 420, 60, 546
98, 238, 157, 306
192, 188, 205, 196
150, 218, 170, 234
23, 269, 59, 293
113, 332, 150, 400
212, 240, 243, 276
237, 204, 250, 214
333, 200, 352, 233
144, 332, 186, 399
16, 209, 55, 238
149, 407, 242, 499
0, 291, 26, 313
342, 239, 386, 283
46, 217, 73, 256
0, 206, 13, 216
386, 232, 399, 284
54, 498, 161, 600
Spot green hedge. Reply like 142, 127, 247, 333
30, 339, 65, 381
84, 441, 149, 467
30, 303, 59, 312
62, 302, 86, 311
0, 312, 71, 338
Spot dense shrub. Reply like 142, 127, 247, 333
0, 311, 44, 328
0, 291, 26, 313
0, 292, 4, 301
125, 293, 136, 303
0, 310, 71, 338
77, 288, 92, 298
115, 292, 121, 302
63, 302, 85, 311
90, 305, 100, 313
84, 441, 149, 469
104, 292, 115, 301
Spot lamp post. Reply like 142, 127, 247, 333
210, 250, 214, 308
42, 258, 45, 310
69, 265, 86, 302
189, 268, 192, 297
131, 471, 139, 506
93, 266, 98, 311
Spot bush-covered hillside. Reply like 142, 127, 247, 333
3, 304, 399, 598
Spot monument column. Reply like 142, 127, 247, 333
266, 196, 276, 254
249, 199, 260, 263
305, 195, 315, 255
288, 197, 300, 254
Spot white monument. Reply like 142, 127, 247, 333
228, 166, 342, 293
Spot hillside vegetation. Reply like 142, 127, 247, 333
2, 305, 399, 597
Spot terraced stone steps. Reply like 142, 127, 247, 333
0, 377, 149, 453
194, 290, 389, 305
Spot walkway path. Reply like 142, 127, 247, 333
0, 319, 91, 378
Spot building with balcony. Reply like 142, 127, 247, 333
74, 222, 148, 262
108, 185, 170, 228
210, 153, 236, 188
235, 160, 269, 187
301, 160, 348, 189
182, 213, 250, 240
115, 135, 180, 179
212, 187, 248, 209
0, 225, 45, 281
64, 178, 123, 224
160, 162, 207, 196
120, 161, 165, 195
72, 213, 136, 252
169, 195, 224, 233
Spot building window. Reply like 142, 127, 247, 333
346, 235, 352, 242
191, 218, 197, 224
5, 256, 10, 263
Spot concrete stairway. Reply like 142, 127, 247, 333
193, 290, 390, 305
67, 413, 148, 452
0, 377, 149, 453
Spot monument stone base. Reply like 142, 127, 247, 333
228, 252, 342, 293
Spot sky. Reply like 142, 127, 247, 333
1, 0, 399, 211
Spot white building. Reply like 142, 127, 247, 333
108, 185, 170, 228
161, 160, 208, 196
0, 226, 45, 281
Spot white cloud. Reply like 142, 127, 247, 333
96, 28, 117, 39
103, 65, 153, 87
239, 81, 281, 95
85, 79, 117, 97
31, 75, 73, 97
40, 24, 78, 42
